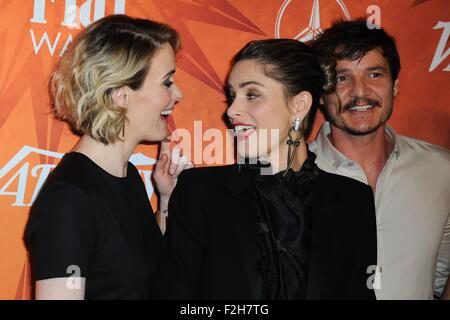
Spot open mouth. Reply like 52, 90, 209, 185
160, 109, 173, 119
347, 104, 375, 112
234, 125, 256, 135
233, 124, 257, 140
344, 98, 380, 113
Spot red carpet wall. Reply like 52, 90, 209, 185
1, 0, 449, 299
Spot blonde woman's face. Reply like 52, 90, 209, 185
126, 43, 183, 142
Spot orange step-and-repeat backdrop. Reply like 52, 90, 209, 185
1, 0, 449, 299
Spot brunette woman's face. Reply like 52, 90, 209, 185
226, 59, 292, 161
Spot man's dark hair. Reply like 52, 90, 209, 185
312, 18, 401, 82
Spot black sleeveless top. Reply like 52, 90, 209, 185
24, 152, 162, 299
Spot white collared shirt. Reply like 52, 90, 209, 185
309, 122, 450, 300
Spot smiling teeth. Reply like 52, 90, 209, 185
234, 125, 256, 132
349, 105, 373, 112
161, 110, 173, 116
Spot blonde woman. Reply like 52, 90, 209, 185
24, 15, 191, 300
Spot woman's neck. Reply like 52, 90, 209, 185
266, 138, 308, 174
73, 135, 137, 178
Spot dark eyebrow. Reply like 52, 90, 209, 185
336, 65, 388, 74
238, 81, 265, 88
336, 68, 351, 74
366, 66, 388, 73
163, 70, 175, 79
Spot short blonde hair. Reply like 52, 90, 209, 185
50, 14, 180, 144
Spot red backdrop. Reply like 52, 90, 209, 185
0, 0, 449, 299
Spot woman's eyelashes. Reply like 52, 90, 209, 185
163, 78, 174, 88
246, 90, 260, 101
225, 89, 260, 106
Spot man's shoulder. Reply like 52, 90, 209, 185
397, 134, 450, 163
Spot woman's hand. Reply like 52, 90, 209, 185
153, 140, 194, 206
153, 140, 193, 234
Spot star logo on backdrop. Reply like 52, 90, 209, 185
275, 0, 351, 41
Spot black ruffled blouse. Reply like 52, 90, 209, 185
244, 152, 319, 299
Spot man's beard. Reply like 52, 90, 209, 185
327, 97, 393, 136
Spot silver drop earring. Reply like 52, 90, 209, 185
284, 117, 303, 176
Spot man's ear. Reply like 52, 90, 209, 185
290, 91, 313, 121
112, 87, 129, 109
393, 79, 399, 97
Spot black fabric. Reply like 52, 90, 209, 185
154, 159, 377, 300
245, 153, 318, 299
24, 152, 162, 300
